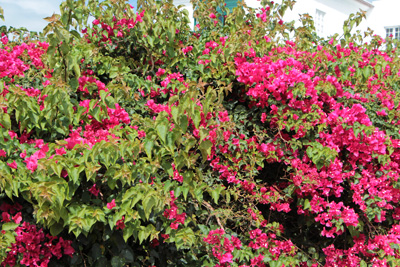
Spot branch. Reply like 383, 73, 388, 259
202, 200, 225, 231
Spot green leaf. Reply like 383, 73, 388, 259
89, 243, 103, 260
179, 115, 188, 133
68, 165, 84, 184
105, 96, 116, 108
91, 106, 101, 121
194, 188, 203, 203
99, 90, 108, 101
50, 161, 63, 177
123, 225, 135, 242
60, 41, 70, 56
138, 226, 150, 244
193, 110, 201, 129
199, 140, 213, 162
144, 139, 154, 159
167, 45, 175, 58
0, 6, 4, 21
304, 199, 311, 210
156, 120, 168, 143
185, 138, 197, 153
143, 194, 156, 220
182, 185, 190, 201
166, 130, 179, 151
73, 62, 81, 77
50, 222, 64, 236
119, 249, 134, 263
175, 227, 195, 249
1, 113, 11, 129
111, 256, 125, 267
211, 189, 220, 204
171, 106, 179, 123
2, 222, 18, 231
348, 225, 360, 238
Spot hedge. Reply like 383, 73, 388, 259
1, 0, 400, 266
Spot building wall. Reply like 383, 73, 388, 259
175, 0, 399, 42
283, 0, 400, 41
367, 0, 400, 38
280, 0, 373, 38
175, 0, 195, 27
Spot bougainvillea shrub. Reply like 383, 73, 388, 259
1, 0, 400, 266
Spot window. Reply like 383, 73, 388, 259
193, 0, 238, 28
315, 9, 325, 36
224, 0, 238, 10
386, 26, 400, 40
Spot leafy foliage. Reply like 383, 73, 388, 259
1, 0, 400, 266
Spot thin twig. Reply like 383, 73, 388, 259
79, 248, 87, 267
202, 200, 225, 230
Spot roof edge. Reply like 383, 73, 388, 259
354, 0, 374, 8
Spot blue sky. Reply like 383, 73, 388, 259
0, 0, 136, 32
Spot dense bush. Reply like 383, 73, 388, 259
1, 0, 400, 266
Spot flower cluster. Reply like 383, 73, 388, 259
324, 224, 400, 266
0, 41, 48, 79
88, 10, 145, 46
163, 191, 186, 230
1, 222, 74, 267
203, 229, 242, 266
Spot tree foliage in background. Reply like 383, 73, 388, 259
1, 0, 400, 266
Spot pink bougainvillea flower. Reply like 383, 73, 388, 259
116, 216, 125, 230
34, 139, 44, 148
61, 238, 75, 256
55, 147, 67, 155
1, 33, 8, 45
209, 13, 217, 19
137, 130, 146, 138
20, 150, 27, 159
43, 80, 51, 87
220, 252, 233, 264
376, 109, 387, 116
7, 161, 17, 169
61, 170, 68, 178
1, 212, 11, 223
24, 144, 48, 172
170, 222, 179, 229
161, 234, 169, 242
8, 131, 17, 139
218, 110, 230, 122
182, 46, 193, 55
24, 155, 38, 172
12, 212, 22, 224
89, 184, 100, 197
150, 238, 160, 247
155, 68, 165, 77
107, 199, 116, 210
2, 222, 75, 265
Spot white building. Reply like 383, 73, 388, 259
176, 0, 400, 41
367, 0, 400, 40
282, 0, 400, 40
281, 0, 374, 38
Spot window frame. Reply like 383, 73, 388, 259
315, 9, 326, 36
385, 26, 400, 40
